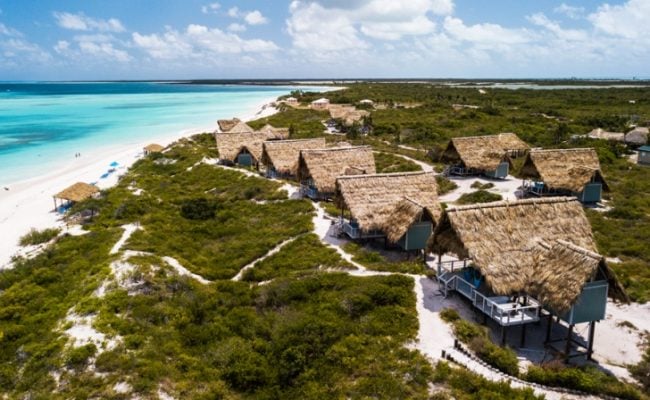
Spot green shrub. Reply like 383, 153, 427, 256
18, 228, 61, 246
470, 181, 495, 190
471, 337, 520, 376
180, 198, 217, 220
525, 362, 642, 400
452, 320, 485, 343
439, 308, 460, 323
456, 190, 502, 205
65, 343, 97, 369
436, 176, 458, 195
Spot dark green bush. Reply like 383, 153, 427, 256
439, 308, 460, 323
436, 175, 458, 195
180, 198, 217, 220
18, 228, 60, 246
65, 343, 97, 369
470, 181, 495, 190
471, 337, 520, 376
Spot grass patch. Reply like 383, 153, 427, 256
248, 108, 329, 138
456, 190, 503, 205
343, 242, 426, 274
470, 181, 495, 190
18, 227, 61, 246
374, 152, 422, 173
242, 234, 353, 282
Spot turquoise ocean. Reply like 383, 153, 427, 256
0, 82, 307, 186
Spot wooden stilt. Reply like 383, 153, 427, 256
501, 326, 507, 345
545, 314, 553, 344
520, 324, 527, 347
587, 321, 596, 360
53, 196, 57, 212
564, 324, 574, 362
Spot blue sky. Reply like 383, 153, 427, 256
0, 0, 648, 80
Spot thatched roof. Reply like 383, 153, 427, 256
441, 134, 525, 170
336, 171, 441, 242
520, 148, 608, 192
228, 121, 255, 134
216, 131, 280, 163
144, 143, 164, 153
587, 128, 625, 142
626, 127, 649, 145
54, 182, 99, 202
329, 105, 356, 119
261, 138, 327, 175
297, 146, 376, 193
429, 197, 627, 312
217, 118, 241, 132
258, 124, 289, 139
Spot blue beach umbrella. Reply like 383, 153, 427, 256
110, 161, 119, 167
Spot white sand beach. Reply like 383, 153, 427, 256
0, 99, 279, 269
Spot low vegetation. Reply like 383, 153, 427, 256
18, 227, 61, 246
439, 308, 519, 376
374, 151, 422, 173
470, 181, 495, 190
343, 242, 427, 274
436, 175, 458, 195
455, 190, 503, 205
525, 362, 643, 400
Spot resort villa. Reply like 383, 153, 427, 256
53, 182, 99, 213
440, 134, 527, 179
311, 98, 330, 110
430, 197, 628, 358
297, 146, 376, 200
215, 131, 283, 168
520, 148, 608, 203
334, 171, 440, 252
261, 138, 326, 179
587, 128, 625, 142
257, 124, 290, 139
329, 104, 371, 126
143, 143, 164, 155
285, 97, 298, 106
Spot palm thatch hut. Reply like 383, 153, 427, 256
217, 118, 241, 132
335, 171, 441, 251
216, 131, 282, 167
227, 121, 255, 134
257, 124, 289, 139
440, 134, 527, 179
625, 127, 649, 146
261, 138, 326, 179
297, 146, 376, 200
53, 182, 99, 212
520, 148, 608, 203
430, 197, 627, 355
143, 143, 164, 155
638, 145, 650, 165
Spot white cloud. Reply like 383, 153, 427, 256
51, 33, 131, 63
53, 12, 126, 33
244, 10, 268, 25
0, 23, 51, 66
227, 23, 246, 32
54, 40, 70, 53
228, 7, 240, 18
201, 2, 220, 14
78, 41, 130, 62
589, 0, 650, 40
554, 3, 585, 19
527, 13, 587, 41
132, 24, 279, 61
443, 16, 533, 46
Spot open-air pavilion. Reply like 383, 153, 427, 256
53, 182, 99, 213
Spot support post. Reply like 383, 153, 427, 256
501, 326, 507, 345
545, 314, 553, 344
587, 321, 596, 360
53, 196, 57, 212
520, 324, 527, 348
564, 324, 574, 362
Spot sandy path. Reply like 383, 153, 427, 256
231, 237, 300, 281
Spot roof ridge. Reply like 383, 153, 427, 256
530, 147, 596, 153
446, 196, 578, 213
301, 145, 372, 153
337, 170, 432, 180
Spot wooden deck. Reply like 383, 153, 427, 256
438, 261, 541, 327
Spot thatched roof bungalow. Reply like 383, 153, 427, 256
335, 171, 440, 251
430, 197, 627, 352
53, 182, 99, 212
143, 143, 164, 155
217, 118, 241, 133
520, 148, 608, 203
261, 138, 326, 178
227, 121, 255, 134
441, 134, 527, 178
297, 146, 376, 200
216, 131, 282, 167
625, 127, 649, 146
587, 128, 625, 142
257, 124, 289, 139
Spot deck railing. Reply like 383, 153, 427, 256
438, 261, 541, 326
342, 222, 385, 239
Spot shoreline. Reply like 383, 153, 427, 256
0, 97, 280, 269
